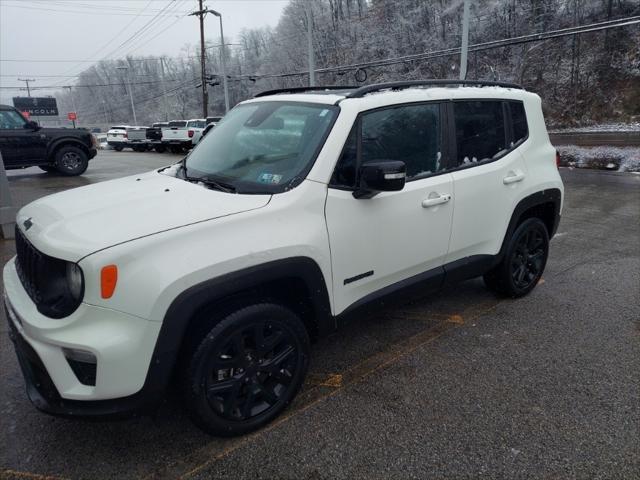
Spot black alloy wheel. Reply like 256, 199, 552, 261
184, 303, 309, 436
511, 226, 546, 290
484, 217, 549, 297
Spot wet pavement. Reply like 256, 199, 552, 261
1, 151, 639, 479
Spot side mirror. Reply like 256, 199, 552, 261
24, 120, 40, 130
353, 160, 406, 199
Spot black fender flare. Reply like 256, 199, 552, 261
46, 137, 90, 160
497, 188, 562, 261
141, 257, 333, 396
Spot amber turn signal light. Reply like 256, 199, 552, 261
100, 265, 118, 299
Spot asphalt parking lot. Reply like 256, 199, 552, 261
1, 150, 639, 479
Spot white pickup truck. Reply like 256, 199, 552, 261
126, 126, 150, 152
161, 119, 206, 153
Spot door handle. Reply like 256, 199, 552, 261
503, 171, 525, 184
422, 193, 451, 208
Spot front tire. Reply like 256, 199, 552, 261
39, 165, 56, 173
54, 145, 89, 176
183, 303, 310, 437
484, 218, 549, 297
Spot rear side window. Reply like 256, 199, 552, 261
453, 101, 507, 166
509, 101, 528, 145
169, 121, 186, 127
188, 120, 205, 128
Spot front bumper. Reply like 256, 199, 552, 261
3, 258, 166, 417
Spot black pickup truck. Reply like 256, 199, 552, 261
146, 122, 168, 152
0, 104, 97, 176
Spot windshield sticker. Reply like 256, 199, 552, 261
258, 173, 283, 184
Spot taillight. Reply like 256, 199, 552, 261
188, 130, 194, 138
123, 132, 128, 139
555, 150, 561, 168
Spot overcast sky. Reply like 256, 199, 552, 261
0, 0, 288, 104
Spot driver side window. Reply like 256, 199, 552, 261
330, 103, 444, 188
0, 110, 27, 130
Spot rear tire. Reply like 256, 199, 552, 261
154, 145, 166, 153
54, 145, 88, 176
484, 218, 549, 297
169, 146, 183, 154
113, 146, 123, 152
183, 303, 310, 437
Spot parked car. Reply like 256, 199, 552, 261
160, 120, 189, 153
147, 122, 168, 152
106, 125, 129, 151
95, 133, 108, 149
4, 80, 563, 437
0, 104, 96, 175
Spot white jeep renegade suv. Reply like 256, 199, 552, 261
4, 80, 563, 436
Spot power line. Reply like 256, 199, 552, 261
242, 15, 640, 80
0, 80, 181, 90
0, 2, 191, 17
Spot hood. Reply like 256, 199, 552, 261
16, 170, 271, 261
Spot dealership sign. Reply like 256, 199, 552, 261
12, 97, 59, 116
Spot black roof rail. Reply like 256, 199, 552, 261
345, 79, 524, 98
254, 85, 359, 98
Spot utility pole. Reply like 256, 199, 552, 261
306, 1, 315, 86
190, 0, 209, 118
159, 57, 170, 121
18, 78, 35, 97
65, 86, 78, 128
459, 0, 470, 80
116, 65, 137, 125
102, 100, 110, 124
191, 7, 230, 114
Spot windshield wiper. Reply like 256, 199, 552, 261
180, 162, 236, 193
193, 176, 236, 193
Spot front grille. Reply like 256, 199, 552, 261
14, 226, 44, 305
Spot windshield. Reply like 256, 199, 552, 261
185, 101, 338, 194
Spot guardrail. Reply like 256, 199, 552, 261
549, 131, 640, 147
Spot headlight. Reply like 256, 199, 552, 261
66, 262, 84, 300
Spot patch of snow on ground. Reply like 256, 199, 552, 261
557, 145, 640, 172
549, 122, 640, 133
